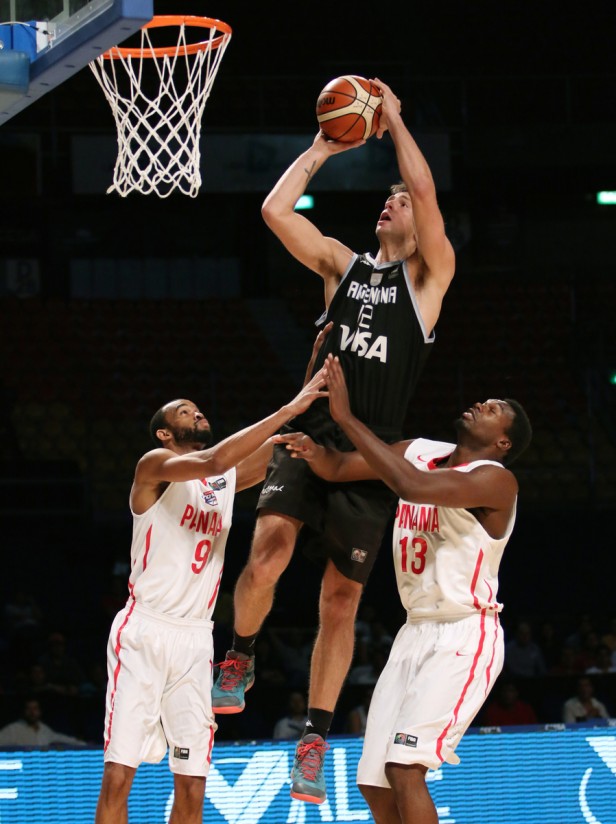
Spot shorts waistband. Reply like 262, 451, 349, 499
406, 609, 501, 626
130, 600, 214, 630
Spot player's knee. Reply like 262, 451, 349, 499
101, 761, 135, 797
359, 784, 399, 824
321, 580, 362, 621
253, 511, 301, 546
247, 516, 298, 582
173, 774, 205, 810
245, 553, 288, 587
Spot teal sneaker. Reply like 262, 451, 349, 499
290, 733, 329, 804
212, 651, 255, 714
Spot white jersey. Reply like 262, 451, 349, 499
128, 469, 236, 620
392, 438, 516, 622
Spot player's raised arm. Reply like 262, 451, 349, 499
261, 133, 358, 300
131, 369, 328, 513
302, 320, 334, 387
272, 431, 385, 483
373, 78, 455, 294
323, 355, 517, 512
233, 367, 330, 491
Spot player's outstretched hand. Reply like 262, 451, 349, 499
287, 366, 328, 417
272, 431, 319, 461
370, 77, 401, 139
303, 321, 334, 387
323, 354, 352, 423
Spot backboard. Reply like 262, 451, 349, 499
0, 0, 153, 125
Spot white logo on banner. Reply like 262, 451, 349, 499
579, 735, 616, 824
163, 747, 369, 823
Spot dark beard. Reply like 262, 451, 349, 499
170, 423, 213, 448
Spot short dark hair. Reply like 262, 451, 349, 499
390, 181, 407, 195
503, 399, 532, 465
149, 406, 169, 446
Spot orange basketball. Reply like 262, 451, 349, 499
316, 75, 382, 142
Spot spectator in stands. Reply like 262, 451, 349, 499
0, 697, 86, 748
273, 691, 308, 740
600, 616, 616, 659
250, 636, 286, 688
37, 631, 86, 697
354, 603, 378, 648
549, 645, 585, 677
537, 620, 564, 671
345, 686, 374, 735
80, 661, 107, 696
24, 663, 57, 696
504, 620, 547, 678
99, 573, 128, 623
565, 613, 595, 653
348, 641, 390, 686
267, 627, 312, 689
0, 378, 21, 461
367, 620, 394, 654
354, 604, 394, 652
562, 676, 611, 723
585, 644, 616, 675
3, 586, 44, 664
4, 662, 65, 699
575, 630, 603, 672
3, 587, 43, 639
481, 680, 538, 727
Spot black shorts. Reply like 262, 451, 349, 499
257, 406, 399, 585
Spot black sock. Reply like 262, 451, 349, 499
303, 708, 333, 741
232, 632, 257, 658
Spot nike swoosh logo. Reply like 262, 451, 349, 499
416, 455, 428, 462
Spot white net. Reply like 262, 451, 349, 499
89, 18, 232, 198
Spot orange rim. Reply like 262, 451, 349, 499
103, 15, 232, 59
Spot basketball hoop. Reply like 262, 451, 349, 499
89, 15, 232, 198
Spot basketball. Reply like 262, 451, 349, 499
316, 75, 382, 142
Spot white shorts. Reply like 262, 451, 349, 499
103, 601, 217, 777
357, 612, 503, 786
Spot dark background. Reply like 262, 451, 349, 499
1, 1, 615, 742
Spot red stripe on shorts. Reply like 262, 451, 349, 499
206, 722, 215, 767
435, 609, 487, 762
484, 610, 500, 695
104, 599, 137, 751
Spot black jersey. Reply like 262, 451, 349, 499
310, 252, 434, 435
259, 250, 433, 572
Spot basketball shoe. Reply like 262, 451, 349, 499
290, 733, 329, 804
211, 651, 255, 714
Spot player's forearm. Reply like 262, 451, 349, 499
202, 405, 298, 476
262, 146, 328, 216
336, 413, 420, 499
388, 115, 436, 199
304, 444, 350, 482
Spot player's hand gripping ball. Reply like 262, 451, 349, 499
316, 75, 382, 142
